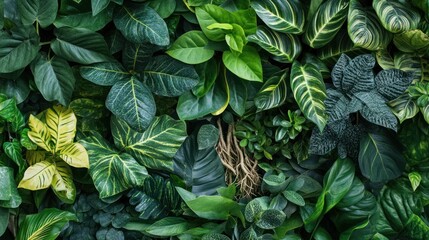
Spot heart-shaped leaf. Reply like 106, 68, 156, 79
17, 0, 58, 27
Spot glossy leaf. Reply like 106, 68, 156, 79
167, 31, 214, 64
408, 172, 422, 191
192, 58, 219, 97
222, 46, 263, 82
0, 167, 22, 208
147, 0, 176, 18
393, 30, 429, 54
113, 4, 169, 46
373, 0, 420, 33
122, 42, 160, 72
106, 77, 156, 132
18, 160, 55, 190
112, 115, 186, 172
375, 70, 413, 101
250, 0, 304, 34
27, 115, 52, 152
290, 60, 327, 132
0, 208, 8, 236
51, 159, 75, 203
197, 124, 219, 150
17, 0, 58, 27
226, 70, 247, 116
91, 0, 110, 16
144, 55, 199, 97
145, 217, 188, 236
80, 62, 131, 86
254, 70, 288, 111
389, 94, 419, 123
54, 5, 112, 31
0, 77, 30, 104
248, 26, 301, 63
195, 4, 235, 42
44, 105, 75, 151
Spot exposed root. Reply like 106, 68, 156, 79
216, 119, 260, 199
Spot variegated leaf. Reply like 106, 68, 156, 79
290, 60, 327, 132
250, 0, 304, 34
51, 159, 75, 204
18, 160, 55, 190
59, 142, 89, 168
373, 0, 421, 33
303, 0, 349, 48
375, 69, 413, 101
26, 151, 47, 165
389, 94, 419, 123
348, 0, 392, 51
254, 70, 288, 111
111, 115, 187, 172
27, 115, 53, 152
45, 105, 76, 152
80, 133, 149, 199
393, 30, 429, 54
248, 26, 301, 63
421, 104, 429, 124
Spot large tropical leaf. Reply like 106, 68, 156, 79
373, 0, 420, 33
122, 41, 160, 72
195, 4, 235, 42
50, 27, 111, 64
50, 159, 75, 204
80, 62, 131, 86
359, 131, 405, 182
16, 208, 77, 240
254, 70, 288, 111
59, 142, 89, 168
0, 0, 3, 29
54, 4, 112, 31
113, 4, 169, 46
144, 55, 199, 97
0, 76, 30, 104
27, 115, 52, 152
421, 104, 429, 124
18, 160, 55, 190
0, 167, 22, 208
80, 133, 149, 199
91, 0, 110, 16
303, 0, 349, 48
222, 46, 263, 82
173, 135, 225, 196
44, 105, 76, 152
375, 69, 413, 101
0, 96, 25, 132
249, 0, 304, 34
290, 60, 327, 132
393, 30, 429, 54
0, 26, 40, 73
389, 94, 419, 123
248, 26, 301, 63
347, 0, 392, 51
31, 55, 75, 106
106, 77, 156, 132
226, 70, 247, 116
166, 31, 214, 64
112, 115, 187, 172
17, 0, 58, 27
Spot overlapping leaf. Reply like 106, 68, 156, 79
17, 0, 58, 27
254, 70, 288, 111
80, 62, 130, 86
167, 31, 214, 64
373, 0, 420, 33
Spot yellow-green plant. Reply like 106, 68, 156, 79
18, 105, 89, 203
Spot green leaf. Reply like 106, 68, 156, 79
192, 58, 219, 97
373, 0, 420, 33
167, 31, 214, 64
112, 115, 187, 172
113, 4, 169, 46
80, 62, 131, 86
0, 27, 40, 73
0, 207, 8, 236
303, 0, 349, 48
375, 69, 412, 101
226, 70, 247, 116
122, 42, 160, 72
144, 55, 200, 97
173, 135, 225, 195
283, 190, 305, 206
0, 0, 3, 29
54, 4, 112, 31
195, 4, 235, 42
359, 131, 405, 182
254, 70, 288, 111
16, 208, 77, 240
250, 0, 304, 34
0, 77, 30, 104
248, 26, 301, 63
421, 104, 429, 124
410, 0, 429, 15
0, 167, 22, 208
389, 94, 419, 124
0, 97, 25, 132
355, 92, 398, 131
91, 0, 110, 16
290, 60, 327, 132
197, 124, 219, 150
225, 24, 247, 53
17, 0, 57, 27
106, 30, 125, 54
408, 172, 422, 191
145, 217, 189, 237
222, 46, 262, 82
339, 54, 375, 93
80, 133, 149, 199
106, 77, 156, 132
401, 214, 429, 239
393, 30, 429, 54
256, 209, 286, 229
51, 27, 111, 64
347, 0, 392, 51
245, 197, 269, 222
147, 0, 176, 18
3, 139, 26, 175
31, 55, 75, 106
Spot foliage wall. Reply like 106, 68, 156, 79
1, 0, 429, 239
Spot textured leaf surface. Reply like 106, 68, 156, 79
0, 167, 22, 208
27, 115, 52, 152
254, 70, 288, 111
389, 94, 419, 123
373, 0, 420, 33
122, 42, 160, 72
80, 62, 131, 86
18, 160, 55, 190
375, 69, 412, 101
355, 92, 398, 131
45, 105, 76, 152
51, 159, 75, 203
17, 0, 58, 27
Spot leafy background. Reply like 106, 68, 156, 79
1, 0, 429, 239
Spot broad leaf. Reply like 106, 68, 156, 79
197, 124, 219, 150
192, 58, 219, 97
17, 0, 58, 27
122, 42, 160, 72
254, 70, 288, 111
106, 77, 156, 132
0, 77, 30, 104
303, 0, 349, 48
256, 209, 286, 229
80, 133, 149, 199
113, 4, 169, 46
147, 0, 176, 18
27, 115, 52, 152
59, 143, 89, 168
112, 115, 187, 172
3, 139, 26, 175
0, 208, 8, 236
144, 55, 199, 97
45, 105, 76, 152
375, 69, 413, 101
145, 217, 189, 236
51, 27, 111, 64
0, 167, 22, 208
248, 26, 301, 63
389, 94, 419, 123
408, 172, 422, 191
355, 92, 398, 131
373, 0, 420, 33
80, 62, 131, 86
226, 70, 247, 116
195, 4, 235, 42
173, 135, 225, 195
250, 0, 304, 34
347, 0, 392, 51
359, 131, 405, 182
0, 0, 3, 29
18, 160, 55, 190
16, 208, 77, 240
290, 60, 327, 132
167, 31, 214, 64
31, 55, 75, 106
393, 30, 429, 54
51, 159, 75, 204
54, 4, 112, 31
91, 0, 110, 16
222, 46, 263, 82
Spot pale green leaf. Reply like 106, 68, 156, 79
166, 31, 214, 64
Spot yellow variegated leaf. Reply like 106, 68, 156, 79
51, 159, 76, 204
59, 143, 89, 168
45, 105, 77, 152
26, 151, 48, 165
18, 161, 55, 190
28, 115, 53, 152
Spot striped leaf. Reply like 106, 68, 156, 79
375, 69, 413, 101
80, 62, 131, 86
248, 26, 301, 63
373, 0, 421, 33
348, 0, 392, 51
377, 51, 423, 82
80, 133, 149, 199
111, 115, 187, 172
144, 55, 199, 97
290, 60, 327, 132
250, 0, 304, 34
106, 77, 156, 132
254, 70, 288, 111
59, 142, 89, 168
389, 94, 418, 123
393, 30, 429, 54
122, 42, 161, 72
303, 0, 349, 48
27, 115, 53, 152
45, 105, 76, 152
51, 159, 75, 204
18, 160, 55, 190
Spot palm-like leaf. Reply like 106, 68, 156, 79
373, 0, 420, 33
303, 0, 349, 48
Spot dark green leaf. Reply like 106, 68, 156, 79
17, 0, 57, 27
245, 197, 269, 222
256, 209, 286, 229
80, 62, 131, 86
389, 94, 419, 124
145, 217, 189, 236
54, 5, 112, 31
255, 70, 288, 111
226, 69, 247, 116
0, 207, 8, 236
373, 0, 421, 33
197, 124, 219, 150
393, 30, 429, 54
91, 0, 110, 16
401, 214, 429, 239
122, 41, 160, 72
0, 166, 22, 208
192, 58, 219, 97
147, 0, 176, 18
283, 190, 305, 206
375, 69, 413, 101
0, 77, 30, 104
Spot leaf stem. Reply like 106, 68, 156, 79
39, 41, 52, 46
36, 21, 39, 36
